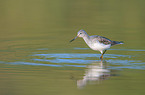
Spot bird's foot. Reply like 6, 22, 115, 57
100, 56, 103, 60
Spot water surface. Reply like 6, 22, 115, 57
0, 0, 145, 95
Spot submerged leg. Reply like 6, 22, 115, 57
100, 50, 107, 60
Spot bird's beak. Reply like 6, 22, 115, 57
70, 36, 78, 42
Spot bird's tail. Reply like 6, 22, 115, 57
111, 41, 124, 46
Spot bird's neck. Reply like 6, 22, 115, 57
83, 35, 90, 44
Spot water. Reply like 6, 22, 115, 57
0, 0, 145, 95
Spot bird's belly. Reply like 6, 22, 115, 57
88, 43, 111, 51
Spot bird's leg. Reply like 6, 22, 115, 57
100, 55, 103, 60
100, 50, 107, 60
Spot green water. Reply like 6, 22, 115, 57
0, 0, 145, 95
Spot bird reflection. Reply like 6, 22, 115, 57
77, 60, 110, 88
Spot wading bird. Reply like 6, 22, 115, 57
70, 30, 123, 60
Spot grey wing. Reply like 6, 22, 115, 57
91, 35, 112, 45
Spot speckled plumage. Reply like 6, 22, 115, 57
90, 35, 123, 46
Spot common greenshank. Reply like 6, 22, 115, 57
70, 30, 123, 60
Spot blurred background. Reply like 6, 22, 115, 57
0, 0, 145, 95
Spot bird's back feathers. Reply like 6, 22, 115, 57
90, 35, 124, 46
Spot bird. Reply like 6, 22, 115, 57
70, 29, 124, 60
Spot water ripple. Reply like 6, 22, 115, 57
32, 58, 93, 64
32, 53, 130, 58
0, 53, 144, 70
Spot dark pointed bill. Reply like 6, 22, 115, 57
70, 36, 78, 42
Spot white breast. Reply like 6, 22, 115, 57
88, 41, 111, 51
83, 36, 111, 51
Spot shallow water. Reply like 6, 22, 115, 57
0, 0, 145, 95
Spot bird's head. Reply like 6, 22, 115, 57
70, 30, 87, 42
77, 30, 87, 38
